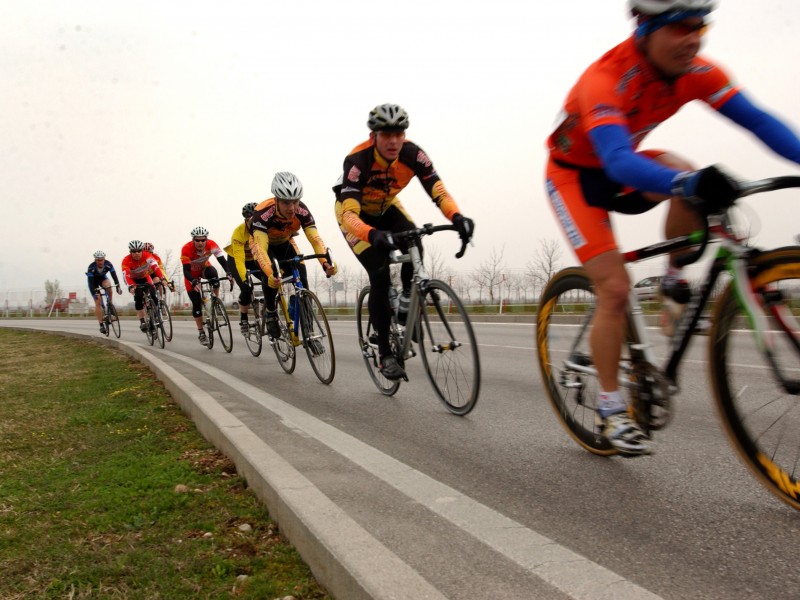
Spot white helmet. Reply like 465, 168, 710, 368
367, 103, 410, 131
93, 250, 106, 259
190, 226, 209, 237
629, 0, 715, 15
271, 171, 303, 201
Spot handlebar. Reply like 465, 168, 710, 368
389, 223, 471, 259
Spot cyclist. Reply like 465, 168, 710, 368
545, 0, 800, 455
121, 240, 166, 333
225, 202, 264, 335
250, 172, 337, 345
180, 226, 232, 346
86, 250, 122, 334
335, 103, 475, 380
143, 242, 175, 295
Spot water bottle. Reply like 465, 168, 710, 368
388, 287, 399, 319
288, 294, 297, 321
398, 290, 410, 325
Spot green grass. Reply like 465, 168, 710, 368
0, 329, 329, 599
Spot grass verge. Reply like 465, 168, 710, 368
0, 329, 330, 599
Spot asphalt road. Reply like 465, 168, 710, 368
4, 317, 798, 599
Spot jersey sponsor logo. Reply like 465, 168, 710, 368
589, 103, 623, 121
348, 165, 361, 182
616, 65, 640, 94
707, 84, 733, 105
546, 178, 586, 250
416, 150, 432, 167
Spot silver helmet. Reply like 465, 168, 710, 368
629, 0, 715, 15
190, 226, 209, 237
367, 103, 410, 131
271, 171, 303, 201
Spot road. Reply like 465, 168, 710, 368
4, 317, 797, 599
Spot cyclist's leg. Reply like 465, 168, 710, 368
546, 159, 649, 455
131, 279, 149, 331
91, 276, 105, 324
231, 262, 252, 332
382, 204, 416, 293
187, 283, 207, 345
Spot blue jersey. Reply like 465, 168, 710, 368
86, 260, 120, 293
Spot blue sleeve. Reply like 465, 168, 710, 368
588, 125, 681, 195
86, 265, 95, 294
717, 92, 800, 164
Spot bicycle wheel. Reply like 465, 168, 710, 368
271, 298, 296, 374
108, 303, 121, 338
212, 297, 233, 353
299, 290, 335, 384
144, 304, 155, 347
536, 267, 625, 456
244, 300, 264, 357
417, 279, 481, 415
356, 286, 401, 396
149, 303, 165, 349
160, 301, 173, 342
204, 302, 215, 350
709, 248, 800, 510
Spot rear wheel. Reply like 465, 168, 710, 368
709, 248, 800, 510
536, 268, 619, 456
212, 297, 233, 353
108, 304, 121, 338
160, 301, 173, 342
271, 297, 296, 374
356, 286, 400, 396
417, 280, 481, 416
244, 300, 264, 357
299, 290, 335, 384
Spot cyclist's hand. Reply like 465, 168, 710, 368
127, 285, 135, 294
368, 229, 398, 251
452, 213, 475, 244
191, 278, 201, 291
168, 281, 175, 292
267, 273, 281, 289
115, 286, 122, 295
323, 261, 337, 277
672, 165, 740, 215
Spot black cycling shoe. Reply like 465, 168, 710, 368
265, 310, 281, 339
380, 355, 406, 381
99, 323, 107, 335
139, 321, 148, 332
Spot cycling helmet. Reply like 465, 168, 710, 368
143, 242, 154, 252
271, 171, 303, 201
242, 202, 258, 218
128, 240, 145, 252
367, 103, 410, 132
190, 226, 209, 237
629, 0, 715, 16
93, 250, 106, 259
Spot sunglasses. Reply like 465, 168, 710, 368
663, 20, 708, 37
193, 238, 208, 243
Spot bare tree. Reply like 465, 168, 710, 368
525, 238, 563, 300
425, 245, 448, 281
44, 280, 61, 304
474, 246, 506, 303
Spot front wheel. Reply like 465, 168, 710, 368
709, 248, 800, 511
160, 301, 173, 342
144, 304, 156, 347
356, 286, 401, 396
271, 297, 297, 374
417, 280, 481, 415
244, 300, 264, 357
536, 267, 619, 456
212, 297, 233, 353
299, 290, 335, 384
108, 303, 121, 338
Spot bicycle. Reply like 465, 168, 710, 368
268, 251, 336, 385
135, 284, 166, 349
241, 269, 268, 358
155, 281, 174, 342
198, 278, 233, 353
356, 223, 481, 416
535, 175, 800, 510
94, 286, 121, 338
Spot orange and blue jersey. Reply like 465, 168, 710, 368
121, 252, 164, 287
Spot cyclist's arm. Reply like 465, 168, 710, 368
107, 265, 120, 286
146, 257, 165, 281
340, 197, 374, 242
215, 254, 230, 276
589, 124, 681, 195
717, 91, 800, 164
302, 225, 331, 268
250, 230, 276, 280
86, 269, 95, 295
182, 263, 194, 281
227, 237, 248, 280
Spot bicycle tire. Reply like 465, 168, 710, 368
212, 297, 233, 353
160, 301, 173, 342
709, 247, 800, 510
108, 303, 121, 338
271, 297, 296, 374
204, 301, 215, 350
299, 290, 336, 384
356, 286, 401, 396
149, 302, 165, 349
144, 303, 156, 347
244, 300, 264, 357
417, 279, 481, 416
536, 267, 627, 456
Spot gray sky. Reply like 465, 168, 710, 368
3, 0, 799, 293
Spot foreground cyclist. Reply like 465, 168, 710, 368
121, 240, 165, 333
86, 250, 122, 335
226, 202, 264, 335
335, 103, 474, 380
545, 0, 800, 455
180, 227, 232, 346
250, 172, 337, 344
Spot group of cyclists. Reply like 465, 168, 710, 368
81, 0, 800, 457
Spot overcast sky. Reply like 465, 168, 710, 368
2, 0, 799, 294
